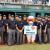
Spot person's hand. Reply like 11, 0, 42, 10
44, 29, 46, 33
41, 22, 43, 25
19, 30, 22, 33
6, 23, 8, 26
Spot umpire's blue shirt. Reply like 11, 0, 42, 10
0, 20, 3, 27
8, 19, 16, 29
3, 19, 8, 26
17, 21, 24, 30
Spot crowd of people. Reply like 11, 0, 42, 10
0, 14, 50, 46
0, 0, 49, 4
32, 0, 49, 4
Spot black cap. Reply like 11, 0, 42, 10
19, 16, 22, 18
3, 15, 6, 17
24, 15, 27, 17
8, 14, 11, 16
11, 15, 14, 17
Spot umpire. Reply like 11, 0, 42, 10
0, 14, 4, 44
15, 15, 19, 43
47, 17, 50, 43
3, 15, 8, 44
37, 19, 42, 44
22, 15, 28, 43
42, 17, 48, 43
16, 16, 24, 44
7, 14, 15, 46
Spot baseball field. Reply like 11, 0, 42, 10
0, 43, 50, 50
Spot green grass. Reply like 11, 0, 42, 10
0, 43, 50, 50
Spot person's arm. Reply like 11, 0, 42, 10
44, 24, 47, 33
20, 26, 24, 32
40, 25, 42, 34
2, 21, 5, 31
41, 22, 43, 25
6, 24, 9, 31
3, 25, 5, 31
16, 25, 24, 32
16, 26, 19, 31
16, 26, 21, 32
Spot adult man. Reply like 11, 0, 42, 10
37, 19, 42, 44
7, 14, 15, 46
15, 15, 19, 43
0, 14, 4, 44
47, 17, 50, 43
3, 15, 8, 44
43, 17, 48, 43
16, 16, 24, 44
22, 15, 28, 43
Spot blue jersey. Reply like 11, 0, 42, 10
0, 20, 3, 27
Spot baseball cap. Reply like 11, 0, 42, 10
11, 15, 14, 17
8, 14, 11, 16
19, 16, 22, 18
3, 15, 6, 17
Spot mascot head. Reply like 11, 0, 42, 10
27, 16, 36, 23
